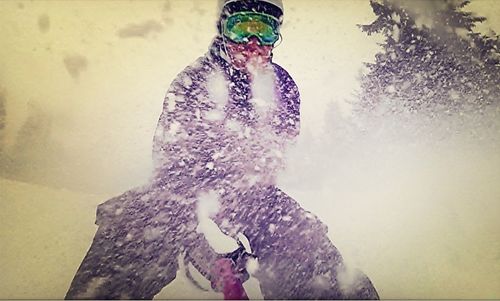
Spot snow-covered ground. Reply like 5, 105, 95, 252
0, 177, 261, 299
0, 178, 103, 299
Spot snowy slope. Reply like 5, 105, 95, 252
0, 178, 260, 300
0, 178, 104, 299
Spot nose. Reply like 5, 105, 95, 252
247, 36, 262, 46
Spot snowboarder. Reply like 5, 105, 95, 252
65, 0, 379, 299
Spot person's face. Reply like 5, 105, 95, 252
225, 36, 274, 70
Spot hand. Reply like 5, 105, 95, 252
210, 258, 249, 300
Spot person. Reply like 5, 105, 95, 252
65, 0, 379, 299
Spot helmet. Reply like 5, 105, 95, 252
221, 0, 283, 13
218, 0, 284, 22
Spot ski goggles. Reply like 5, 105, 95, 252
223, 12, 281, 46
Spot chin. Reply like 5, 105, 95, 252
236, 56, 272, 70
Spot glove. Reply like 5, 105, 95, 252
210, 258, 249, 300
210, 240, 256, 299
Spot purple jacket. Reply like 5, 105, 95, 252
151, 36, 300, 197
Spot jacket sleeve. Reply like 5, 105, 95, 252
152, 62, 210, 188
273, 63, 301, 139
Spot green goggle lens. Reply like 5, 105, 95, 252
223, 12, 280, 46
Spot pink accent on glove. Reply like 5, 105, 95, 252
211, 258, 249, 300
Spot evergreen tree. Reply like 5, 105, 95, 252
10, 102, 54, 181
354, 0, 499, 118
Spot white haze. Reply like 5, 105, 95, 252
277, 108, 500, 299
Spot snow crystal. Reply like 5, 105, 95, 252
211, 152, 223, 160
154, 125, 165, 141
219, 218, 230, 230
250, 97, 273, 112
337, 265, 361, 296
310, 274, 330, 290
225, 118, 243, 132
392, 24, 400, 42
268, 223, 276, 234
246, 257, 259, 274
414, 15, 434, 30
455, 28, 469, 40
165, 92, 176, 112
392, 13, 401, 24
76, 277, 109, 299
304, 212, 315, 220
406, 45, 416, 53
243, 126, 252, 138
449, 89, 460, 100
205, 109, 225, 121
182, 74, 193, 87
250, 67, 277, 111
248, 174, 263, 187
144, 227, 163, 241
207, 71, 229, 108
167, 121, 180, 136
401, 81, 411, 90
196, 190, 220, 218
